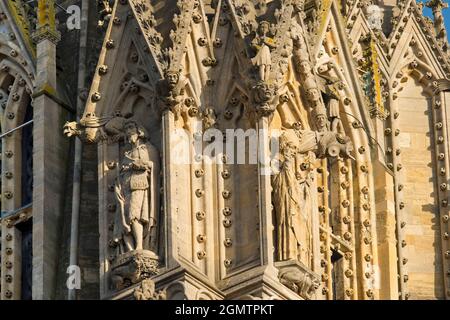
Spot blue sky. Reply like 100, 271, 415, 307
418, 0, 450, 39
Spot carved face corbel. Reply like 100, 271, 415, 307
166, 71, 180, 90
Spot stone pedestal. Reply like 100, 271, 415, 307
110, 250, 159, 291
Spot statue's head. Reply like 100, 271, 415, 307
77, 113, 102, 143
304, 76, 320, 103
291, 121, 303, 130
258, 21, 270, 35
315, 113, 328, 131
124, 120, 146, 144
279, 134, 297, 158
306, 87, 320, 102
293, 0, 305, 12
298, 60, 311, 74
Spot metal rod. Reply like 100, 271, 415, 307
1, 203, 32, 219
0, 120, 33, 139
68, 0, 89, 301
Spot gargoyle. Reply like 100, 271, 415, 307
63, 113, 109, 143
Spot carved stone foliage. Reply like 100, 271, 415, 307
98, 0, 114, 28
426, 0, 448, 52
128, 0, 165, 68
134, 278, 167, 300
111, 250, 159, 290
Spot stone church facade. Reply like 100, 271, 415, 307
0, 0, 449, 300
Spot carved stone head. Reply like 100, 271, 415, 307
124, 120, 146, 143
81, 113, 102, 143
293, 0, 305, 12
298, 60, 312, 74
165, 70, 180, 89
316, 114, 328, 130
306, 87, 320, 103
253, 81, 277, 104
257, 21, 271, 36
279, 133, 297, 159
63, 121, 81, 138
304, 76, 320, 104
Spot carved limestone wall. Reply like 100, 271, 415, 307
61, 0, 450, 300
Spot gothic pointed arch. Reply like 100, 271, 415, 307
0, 2, 35, 300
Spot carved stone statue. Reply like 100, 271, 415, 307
272, 108, 354, 267
272, 131, 307, 262
251, 21, 276, 81
113, 120, 159, 255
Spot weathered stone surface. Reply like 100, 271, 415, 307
0, 0, 449, 301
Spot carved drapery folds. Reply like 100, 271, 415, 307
272, 128, 316, 265
272, 121, 353, 257
271, 113, 354, 298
